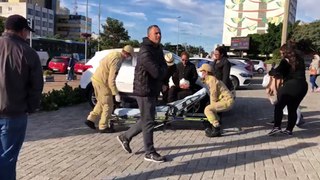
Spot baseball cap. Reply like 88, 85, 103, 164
164, 52, 174, 66
5, 14, 35, 32
123, 45, 134, 56
198, 64, 212, 73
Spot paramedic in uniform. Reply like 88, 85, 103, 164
198, 64, 234, 137
85, 45, 134, 133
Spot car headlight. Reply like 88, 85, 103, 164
240, 73, 252, 78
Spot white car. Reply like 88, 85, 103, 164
189, 58, 253, 89
251, 59, 267, 74
80, 48, 181, 107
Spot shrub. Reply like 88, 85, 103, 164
40, 83, 87, 111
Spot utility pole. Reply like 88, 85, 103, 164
176, 16, 181, 55
85, 0, 88, 62
98, 0, 101, 51
28, 18, 33, 47
281, 0, 290, 46
73, 0, 78, 15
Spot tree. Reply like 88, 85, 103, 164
100, 17, 130, 49
120, 40, 140, 48
291, 20, 320, 52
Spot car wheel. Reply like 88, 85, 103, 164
230, 76, 239, 90
88, 87, 97, 108
258, 68, 264, 74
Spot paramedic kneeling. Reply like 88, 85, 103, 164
198, 64, 234, 137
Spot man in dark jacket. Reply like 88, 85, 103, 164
117, 25, 167, 162
0, 14, 43, 180
168, 51, 198, 102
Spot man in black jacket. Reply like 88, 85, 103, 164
0, 15, 43, 179
117, 25, 167, 162
168, 51, 198, 102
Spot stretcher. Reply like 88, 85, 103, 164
111, 88, 209, 129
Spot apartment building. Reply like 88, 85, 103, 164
222, 0, 297, 46
55, 14, 92, 40
0, 0, 56, 36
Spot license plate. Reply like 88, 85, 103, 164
53, 68, 59, 71
78, 70, 83, 73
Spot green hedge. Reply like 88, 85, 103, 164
40, 83, 87, 111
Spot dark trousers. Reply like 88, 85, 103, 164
168, 86, 193, 103
161, 85, 169, 104
124, 96, 156, 154
67, 68, 74, 81
274, 80, 308, 131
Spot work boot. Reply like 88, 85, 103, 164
205, 126, 222, 137
99, 127, 115, 133
84, 120, 96, 130
202, 121, 212, 130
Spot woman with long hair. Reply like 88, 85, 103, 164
268, 41, 308, 136
211, 46, 233, 90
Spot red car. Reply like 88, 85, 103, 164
48, 56, 70, 73
74, 59, 92, 74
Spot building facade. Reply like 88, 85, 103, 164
222, 0, 297, 46
55, 14, 92, 40
0, 0, 55, 37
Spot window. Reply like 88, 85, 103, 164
0, 6, 2, 14
27, 8, 33, 15
35, 20, 41, 26
42, 21, 47, 27
42, 12, 47, 18
8, 7, 12, 11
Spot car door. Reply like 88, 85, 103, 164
115, 53, 137, 93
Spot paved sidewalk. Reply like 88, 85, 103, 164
17, 85, 320, 180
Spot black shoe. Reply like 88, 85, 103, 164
281, 129, 293, 136
117, 135, 132, 153
144, 152, 166, 163
85, 120, 96, 130
99, 127, 115, 133
205, 126, 221, 137
268, 127, 281, 136
202, 121, 212, 130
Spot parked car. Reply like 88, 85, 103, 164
251, 60, 267, 74
229, 57, 254, 73
48, 56, 70, 73
74, 59, 92, 74
80, 48, 181, 107
189, 58, 253, 89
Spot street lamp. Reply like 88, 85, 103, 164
198, 33, 202, 56
281, 0, 290, 46
85, 0, 88, 63
176, 16, 181, 55
98, 0, 101, 51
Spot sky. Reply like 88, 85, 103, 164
60, 0, 320, 53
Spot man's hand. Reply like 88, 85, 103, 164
115, 94, 121, 102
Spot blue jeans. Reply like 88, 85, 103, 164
0, 114, 28, 180
309, 75, 318, 90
